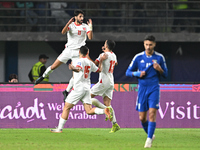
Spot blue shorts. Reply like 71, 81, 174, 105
136, 84, 160, 112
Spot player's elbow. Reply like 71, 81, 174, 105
126, 69, 132, 77
88, 36, 93, 40
162, 71, 168, 78
61, 31, 66, 35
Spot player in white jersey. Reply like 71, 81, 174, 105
88, 40, 120, 133
35, 9, 93, 96
50, 46, 113, 133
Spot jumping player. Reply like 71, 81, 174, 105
35, 9, 93, 99
50, 46, 113, 133
88, 40, 120, 133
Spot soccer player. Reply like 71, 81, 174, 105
50, 46, 113, 133
35, 9, 93, 98
125, 35, 168, 148
87, 40, 120, 133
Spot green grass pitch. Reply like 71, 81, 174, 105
0, 128, 199, 150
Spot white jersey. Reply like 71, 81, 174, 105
96, 51, 117, 85
65, 22, 91, 49
73, 57, 99, 90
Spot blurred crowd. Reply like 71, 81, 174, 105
0, 1, 200, 33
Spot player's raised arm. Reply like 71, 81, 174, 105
87, 19, 93, 40
61, 17, 74, 35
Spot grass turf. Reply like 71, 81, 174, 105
0, 128, 199, 150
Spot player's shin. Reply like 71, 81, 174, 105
108, 105, 117, 125
91, 98, 106, 109
42, 66, 54, 78
94, 107, 104, 114
147, 121, 156, 139
57, 117, 67, 130
141, 120, 149, 134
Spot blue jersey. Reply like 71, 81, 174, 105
126, 51, 168, 86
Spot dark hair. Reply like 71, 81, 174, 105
74, 9, 84, 16
80, 46, 89, 56
144, 35, 156, 42
9, 74, 18, 81
39, 54, 49, 59
106, 40, 116, 50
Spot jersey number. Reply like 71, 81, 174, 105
78, 30, 81, 35
146, 63, 151, 68
108, 60, 115, 73
84, 66, 90, 78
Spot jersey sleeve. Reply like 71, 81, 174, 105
115, 54, 118, 64
160, 55, 168, 78
68, 23, 72, 31
75, 61, 83, 70
86, 24, 91, 34
95, 53, 102, 62
126, 56, 138, 77
90, 61, 99, 72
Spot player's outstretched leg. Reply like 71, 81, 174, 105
35, 66, 54, 84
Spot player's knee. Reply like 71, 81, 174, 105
85, 110, 92, 115
63, 104, 72, 112
149, 112, 156, 122
139, 116, 146, 122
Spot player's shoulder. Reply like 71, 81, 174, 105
133, 51, 144, 60
81, 23, 88, 27
154, 51, 165, 59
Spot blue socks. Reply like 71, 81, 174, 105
141, 120, 149, 134
141, 121, 156, 139
147, 121, 156, 139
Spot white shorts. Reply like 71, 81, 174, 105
57, 47, 79, 65
65, 87, 92, 105
91, 81, 114, 100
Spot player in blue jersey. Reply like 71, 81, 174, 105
126, 35, 168, 148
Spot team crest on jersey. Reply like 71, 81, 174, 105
77, 62, 81, 66
83, 27, 86, 31
152, 59, 157, 63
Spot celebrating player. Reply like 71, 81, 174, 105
126, 35, 168, 148
50, 46, 113, 133
35, 9, 93, 99
87, 40, 120, 133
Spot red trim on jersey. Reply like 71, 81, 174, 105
74, 22, 81, 26
87, 31, 91, 34
76, 65, 83, 69
72, 88, 74, 90
96, 68, 99, 72
96, 59, 100, 62
67, 27, 70, 30
100, 79, 102, 83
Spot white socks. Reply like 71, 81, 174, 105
42, 66, 54, 77
66, 77, 74, 92
57, 117, 67, 129
94, 107, 105, 114
91, 98, 106, 109
91, 98, 117, 125
108, 105, 117, 125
